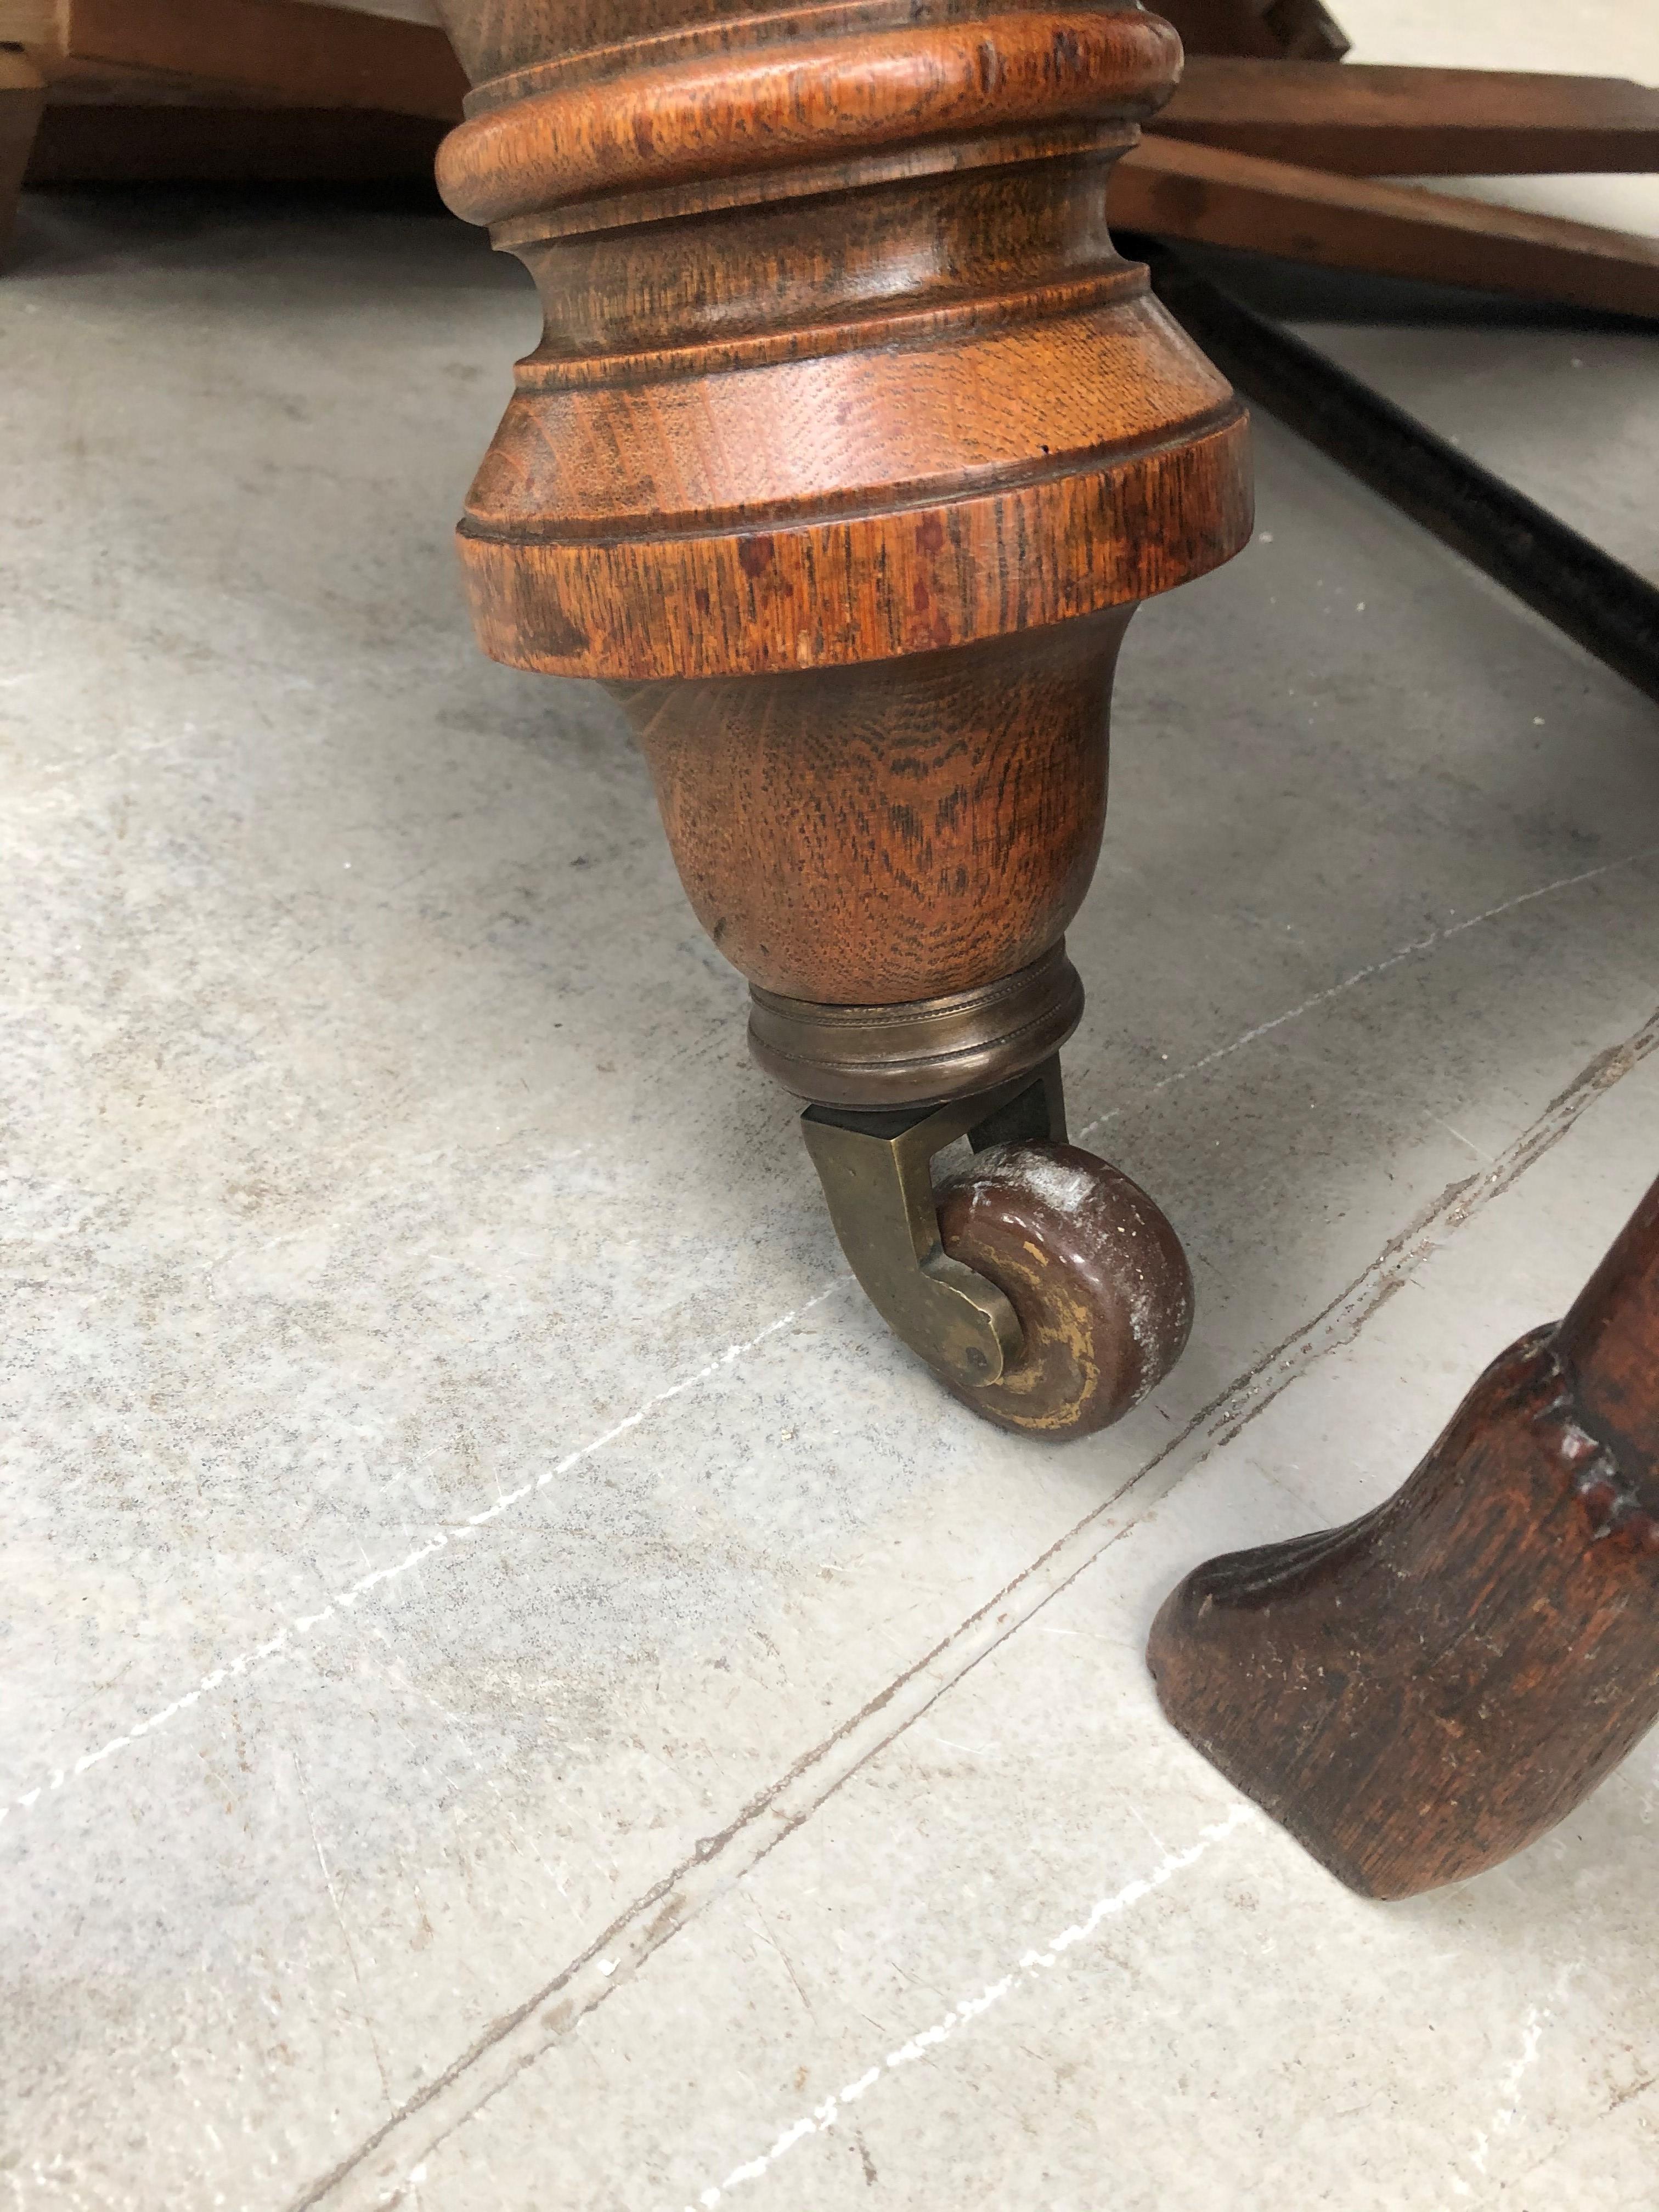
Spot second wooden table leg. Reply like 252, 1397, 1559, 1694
1148, 1173, 1659, 1897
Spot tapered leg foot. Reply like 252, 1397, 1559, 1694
1148, 1172, 1659, 1899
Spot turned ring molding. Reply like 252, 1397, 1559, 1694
749, 940, 1085, 1106
436, 7, 1181, 225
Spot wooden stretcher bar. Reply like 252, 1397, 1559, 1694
1153, 57, 1659, 177
1111, 136, 1659, 319
0, 0, 466, 118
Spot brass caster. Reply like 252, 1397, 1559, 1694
802, 1057, 1193, 1440
934, 1138, 1194, 1438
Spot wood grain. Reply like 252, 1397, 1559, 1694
436, 0, 1244, 1415
443, 4, 1251, 684
618, 614, 1128, 1002
1111, 135, 1659, 319
1152, 57, 1659, 177
441, 0, 1248, 1055
439, 0, 1348, 90
458, 382, 1246, 681
1148, 1173, 1659, 1900
936, 1138, 1194, 1436
436, 10, 1181, 225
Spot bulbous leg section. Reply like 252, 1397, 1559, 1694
936, 1141, 1194, 1439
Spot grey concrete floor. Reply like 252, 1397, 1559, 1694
3, 193, 1658, 2211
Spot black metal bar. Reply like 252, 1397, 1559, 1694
1127, 237, 1659, 708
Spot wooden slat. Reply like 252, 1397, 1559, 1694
16, 0, 466, 120
1153, 58, 1659, 176
1110, 137, 1659, 319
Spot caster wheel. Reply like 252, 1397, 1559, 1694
933, 1140, 1194, 1440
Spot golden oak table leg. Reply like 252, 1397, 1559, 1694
433, 1, 1251, 1435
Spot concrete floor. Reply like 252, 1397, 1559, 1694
3, 194, 1658, 2211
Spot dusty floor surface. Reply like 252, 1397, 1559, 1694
3, 195, 1658, 2211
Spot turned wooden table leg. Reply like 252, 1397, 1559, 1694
1148, 1172, 1659, 1898
433, 2, 1251, 1436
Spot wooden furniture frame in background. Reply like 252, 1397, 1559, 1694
0, 0, 465, 113
0, 45, 42, 255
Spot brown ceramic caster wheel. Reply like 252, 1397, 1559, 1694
933, 1141, 1194, 1440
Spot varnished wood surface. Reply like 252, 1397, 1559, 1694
1148, 1173, 1659, 1900
619, 614, 1127, 1002
436, 0, 1236, 1419
439, 0, 1247, 1084
459, 375, 1245, 681
1111, 136, 1659, 319
443, 0, 1342, 81
1556, 1173, 1659, 1478
443, 3, 1251, 681
1152, 58, 1659, 177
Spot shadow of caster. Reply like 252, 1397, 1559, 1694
431, 1, 1251, 1437
1149, 1171, 1659, 1899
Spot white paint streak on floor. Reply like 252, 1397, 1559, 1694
0, 1279, 849, 1829
665, 1808, 1254, 2212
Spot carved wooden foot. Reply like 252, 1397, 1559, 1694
434, 2, 1251, 1433
1148, 1173, 1659, 1898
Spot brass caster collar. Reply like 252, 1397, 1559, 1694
749, 941, 1083, 1110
